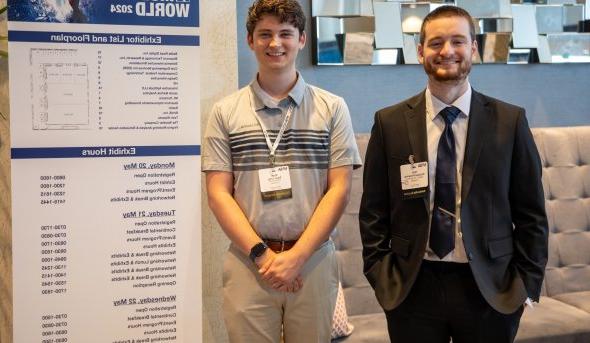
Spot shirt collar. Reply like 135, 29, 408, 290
249, 72, 306, 111
425, 82, 472, 121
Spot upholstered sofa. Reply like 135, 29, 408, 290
332, 126, 590, 342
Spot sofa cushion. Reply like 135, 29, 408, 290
552, 291, 590, 313
544, 229, 590, 296
343, 284, 383, 317
334, 298, 590, 343
333, 313, 388, 343
533, 127, 590, 297
515, 296, 590, 342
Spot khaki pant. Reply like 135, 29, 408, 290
222, 240, 338, 343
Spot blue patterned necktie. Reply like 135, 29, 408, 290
429, 106, 460, 259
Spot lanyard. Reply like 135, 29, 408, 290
253, 102, 294, 166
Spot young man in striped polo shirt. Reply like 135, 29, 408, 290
202, 0, 361, 341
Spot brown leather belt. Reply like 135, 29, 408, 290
263, 239, 298, 253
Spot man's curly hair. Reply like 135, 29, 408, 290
246, 0, 306, 36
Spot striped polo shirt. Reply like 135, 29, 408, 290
202, 74, 361, 240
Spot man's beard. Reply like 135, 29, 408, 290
423, 58, 472, 82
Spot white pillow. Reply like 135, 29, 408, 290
331, 281, 354, 339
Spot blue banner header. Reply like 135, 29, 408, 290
9, 30, 199, 46
8, 0, 199, 28
12, 145, 201, 159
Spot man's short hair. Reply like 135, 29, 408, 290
246, 0, 306, 36
419, 5, 476, 44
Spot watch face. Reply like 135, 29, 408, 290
250, 242, 268, 262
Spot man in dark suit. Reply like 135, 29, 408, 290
359, 5, 548, 343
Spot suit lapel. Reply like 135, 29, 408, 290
462, 90, 491, 201
404, 92, 429, 210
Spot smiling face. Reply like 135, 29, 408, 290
418, 15, 477, 83
247, 14, 306, 75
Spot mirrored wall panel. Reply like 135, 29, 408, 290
312, 0, 590, 65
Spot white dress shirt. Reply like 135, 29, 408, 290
424, 84, 471, 263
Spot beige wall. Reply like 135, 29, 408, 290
0, 0, 237, 341
200, 1, 236, 342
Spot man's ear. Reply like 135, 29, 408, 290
299, 31, 306, 50
417, 43, 424, 64
247, 33, 254, 50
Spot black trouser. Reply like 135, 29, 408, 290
385, 260, 524, 343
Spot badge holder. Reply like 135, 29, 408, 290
400, 154, 428, 199
255, 104, 294, 201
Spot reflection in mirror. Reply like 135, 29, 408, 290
562, 4, 584, 31
343, 32, 375, 64
343, 16, 375, 32
536, 5, 564, 33
315, 16, 375, 65
479, 32, 512, 63
402, 33, 421, 64
315, 17, 344, 65
512, 4, 539, 48
475, 18, 513, 33
373, 49, 400, 65
508, 49, 532, 64
312, 0, 373, 17
456, 0, 512, 18
374, 1, 403, 49
401, 3, 431, 33
538, 33, 590, 62
312, 0, 590, 65
535, 5, 584, 33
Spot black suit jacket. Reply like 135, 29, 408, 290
359, 90, 548, 314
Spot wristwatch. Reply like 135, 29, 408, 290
249, 242, 268, 263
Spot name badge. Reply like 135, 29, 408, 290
258, 165, 292, 201
400, 161, 428, 199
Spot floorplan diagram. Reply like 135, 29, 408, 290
31, 48, 90, 130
